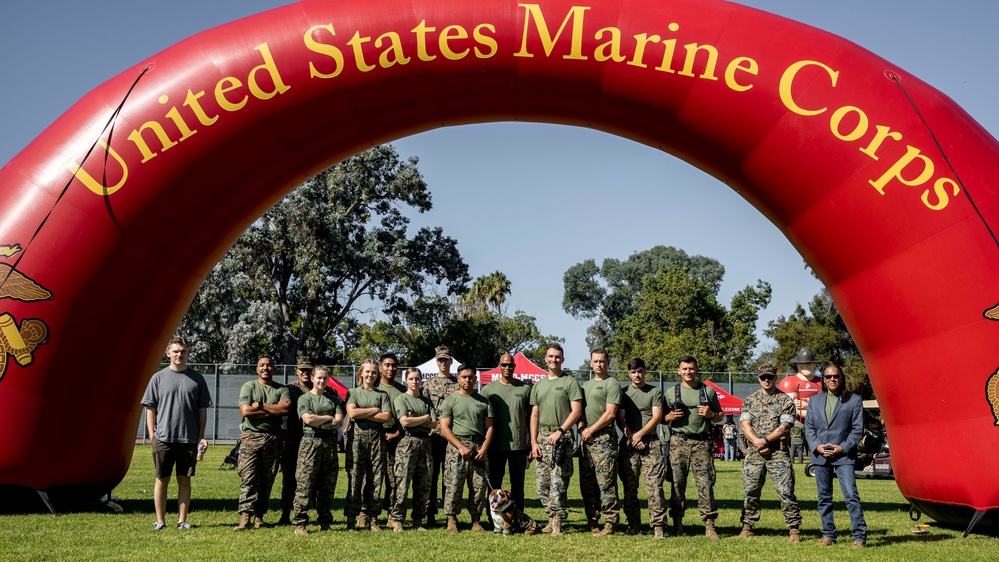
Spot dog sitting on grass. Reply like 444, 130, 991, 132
488, 489, 540, 535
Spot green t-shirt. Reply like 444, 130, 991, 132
791, 420, 805, 444
347, 387, 391, 427
378, 379, 407, 429
439, 392, 493, 440
481, 378, 532, 451
825, 392, 837, 423
530, 374, 583, 427
239, 380, 292, 433
665, 382, 721, 437
621, 383, 663, 433
581, 376, 623, 427
297, 390, 345, 436
394, 392, 437, 437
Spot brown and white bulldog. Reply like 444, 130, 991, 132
488, 489, 540, 536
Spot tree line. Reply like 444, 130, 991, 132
179, 145, 870, 396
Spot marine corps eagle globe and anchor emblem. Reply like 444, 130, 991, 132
0, 243, 51, 382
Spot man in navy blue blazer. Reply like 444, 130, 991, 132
804, 364, 867, 549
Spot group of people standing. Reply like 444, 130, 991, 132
141, 338, 868, 547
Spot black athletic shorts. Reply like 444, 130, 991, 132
152, 438, 198, 478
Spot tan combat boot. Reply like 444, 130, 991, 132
594, 522, 615, 537
654, 526, 665, 540
414, 517, 428, 531
541, 516, 553, 533
294, 524, 309, 536
704, 519, 719, 540
389, 520, 403, 532
738, 523, 754, 538
369, 519, 382, 532
470, 514, 486, 533
253, 515, 264, 529
587, 519, 600, 534
357, 513, 368, 528
551, 515, 563, 536
233, 512, 251, 531
789, 526, 801, 543
447, 515, 459, 533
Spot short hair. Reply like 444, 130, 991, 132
627, 357, 646, 371
547, 343, 565, 354
167, 336, 189, 349
590, 348, 609, 360
405, 367, 422, 379
379, 353, 398, 363
678, 355, 698, 367
457, 363, 476, 375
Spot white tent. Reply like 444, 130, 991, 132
413, 355, 462, 378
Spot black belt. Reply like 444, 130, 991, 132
454, 435, 482, 441
352, 422, 384, 431
673, 432, 709, 441
540, 425, 562, 432
403, 431, 430, 438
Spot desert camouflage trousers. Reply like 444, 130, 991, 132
344, 426, 386, 518
443, 439, 488, 518
620, 437, 667, 529
292, 435, 339, 525
390, 435, 433, 522
668, 433, 718, 522
578, 427, 619, 524
741, 448, 802, 527
237, 430, 282, 515
535, 429, 574, 519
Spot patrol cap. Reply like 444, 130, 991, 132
435, 346, 452, 360
297, 359, 314, 370
757, 363, 777, 376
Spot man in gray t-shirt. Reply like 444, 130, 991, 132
140, 337, 212, 531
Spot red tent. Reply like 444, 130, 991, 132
478, 352, 548, 384
704, 380, 743, 414
329, 377, 350, 401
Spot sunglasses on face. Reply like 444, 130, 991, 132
758, 374, 776, 381
823, 374, 842, 380
500, 363, 515, 367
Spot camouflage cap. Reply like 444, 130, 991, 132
435, 346, 452, 360
297, 358, 314, 370
757, 363, 778, 376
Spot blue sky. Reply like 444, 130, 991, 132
2, 1, 996, 366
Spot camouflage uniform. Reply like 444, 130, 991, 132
422, 373, 457, 517
578, 376, 621, 526
391, 434, 433, 522
379, 380, 407, 514
390, 391, 436, 524
280, 381, 309, 516
740, 388, 801, 528
619, 437, 668, 529
344, 425, 386, 518
666, 383, 722, 523
535, 428, 575, 519
579, 427, 619, 524
237, 430, 283, 515
237, 380, 290, 516
443, 439, 489, 518
619, 382, 666, 530
292, 389, 345, 527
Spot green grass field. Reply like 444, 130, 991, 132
1, 445, 995, 561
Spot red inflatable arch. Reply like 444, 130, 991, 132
1, 0, 998, 526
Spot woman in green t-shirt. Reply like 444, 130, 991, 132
345, 359, 393, 531
292, 366, 345, 535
